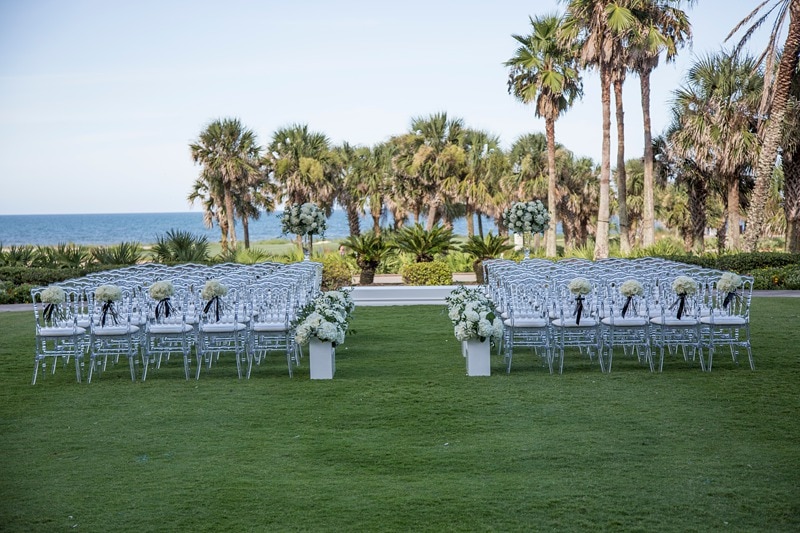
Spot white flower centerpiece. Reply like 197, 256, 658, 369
619, 279, 644, 318
281, 202, 328, 260
294, 289, 355, 379
149, 280, 175, 319
201, 279, 228, 321
671, 275, 697, 319
446, 286, 503, 376
716, 272, 743, 309
40, 285, 66, 321
501, 200, 550, 259
568, 277, 592, 325
95, 284, 123, 326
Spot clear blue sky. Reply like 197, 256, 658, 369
0, 0, 774, 215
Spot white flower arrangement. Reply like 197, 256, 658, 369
95, 284, 122, 302
619, 279, 644, 298
716, 272, 743, 294
201, 279, 228, 300
294, 290, 355, 346
671, 276, 697, 296
41, 285, 65, 304
501, 200, 550, 235
149, 280, 175, 301
568, 277, 592, 296
446, 286, 503, 342
281, 202, 328, 236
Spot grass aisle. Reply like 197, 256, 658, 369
0, 302, 798, 531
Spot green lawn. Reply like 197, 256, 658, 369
1, 300, 798, 532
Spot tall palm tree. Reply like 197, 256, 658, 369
458, 129, 507, 237
334, 142, 363, 237
628, 0, 693, 247
561, 0, 639, 259
729, 0, 800, 251
187, 171, 228, 246
668, 51, 763, 250
506, 13, 583, 257
267, 124, 338, 210
780, 64, 800, 251
407, 112, 466, 230
190, 118, 262, 251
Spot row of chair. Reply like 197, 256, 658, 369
482, 258, 755, 374
30, 262, 322, 384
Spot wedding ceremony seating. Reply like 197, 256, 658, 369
30, 261, 322, 383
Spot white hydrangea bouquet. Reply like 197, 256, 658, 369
568, 277, 592, 325
281, 202, 327, 236
294, 289, 355, 346
501, 200, 550, 235
95, 284, 123, 326
201, 279, 228, 321
619, 279, 644, 318
716, 272, 743, 309
445, 286, 504, 343
40, 285, 66, 321
671, 275, 697, 319
149, 280, 175, 319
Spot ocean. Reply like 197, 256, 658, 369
0, 211, 499, 246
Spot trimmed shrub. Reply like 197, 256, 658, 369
400, 261, 452, 285
320, 255, 354, 291
749, 265, 800, 290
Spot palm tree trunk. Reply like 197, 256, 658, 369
477, 212, 484, 239
640, 70, 656, 248
465, 205, 475, 237
689, 177, 707, 254
744, 1, 800, 251
783, 146, 800, 252
425, 203, 438, 231
223, 190, 237, 249
242, 216, 250, 250
345, 202, 361, 237
372, 213, 381, 235
594, 65, 613, 260
726, 175, 741, 251
545, 117, 558, 258
614, 78, 630, 255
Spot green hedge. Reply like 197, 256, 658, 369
656, 252, 800, 272
400, 261, 453, 285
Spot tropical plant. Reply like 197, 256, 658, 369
506, 13, 583, 257
461, 233, 515, 283
392, 223, 455, 263
730, 0, 800, 251
341, 231, 392, 285
189, 117, 262, 251
151, 229, 211, 263
33, 243, 90, 269
90, 242, 143, 265
458, 129, 507, 238
0, 244, 36, 267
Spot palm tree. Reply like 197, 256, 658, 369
729, 0, 800, 251
668, 51, 763, 250
407, 112, 466, 230
781, 65, 800, 251
628, 0, 693, 247
187, 171, 228, 246
458, 129, 507, 238
506, 13, 583, 257
190, 118, 261, 251
561, 0, 639, 259
334, 142, 363, 237
267, 124, 338, 210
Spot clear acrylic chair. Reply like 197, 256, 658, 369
141, 287, 194, 380
87, 290, 142, 383
31, 287, 88, 384
248, 285, 298, 378
699, 276, 754, 371
550, 284, 603, 374
196, 288, 249, 379
599, 281, 653, 372
502, 281, 552, 373
649, 280, 705, 372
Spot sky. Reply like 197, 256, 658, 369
0, 0, 778, 215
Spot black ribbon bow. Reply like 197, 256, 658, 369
573, 295, 584, 325
670, 294, 687, 320
155, 297, 174, 320
100, 300, 119, 326
621, 296, 633, 318
43, 303, 58, 321
722, 290, 739, 309
203, 296, 222, 322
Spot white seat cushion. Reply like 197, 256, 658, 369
649, 316, 698, 326
200, 322, 246, 333
93, 325, 140, 335
504, 317, 548, 328
551, 318, 598, 327
148, 323, 194, 334
601, 317, 648, 327
38, 326, 87, 336
253, 322, 288, 332
699, 316, 747, 326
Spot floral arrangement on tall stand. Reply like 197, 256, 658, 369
568, 277, 592, 325
201, 279, 228, 322
446, 286, 504, 376
670, 276, 698, 319
293, 290, 355, 379
716, 272, 743, 309
149, 280, 175, 320
619, 279, 644, 318
95, 284, 123, 326
40, 285, 66, 322
501, 200, 550, 259
281, 202, 328, 261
